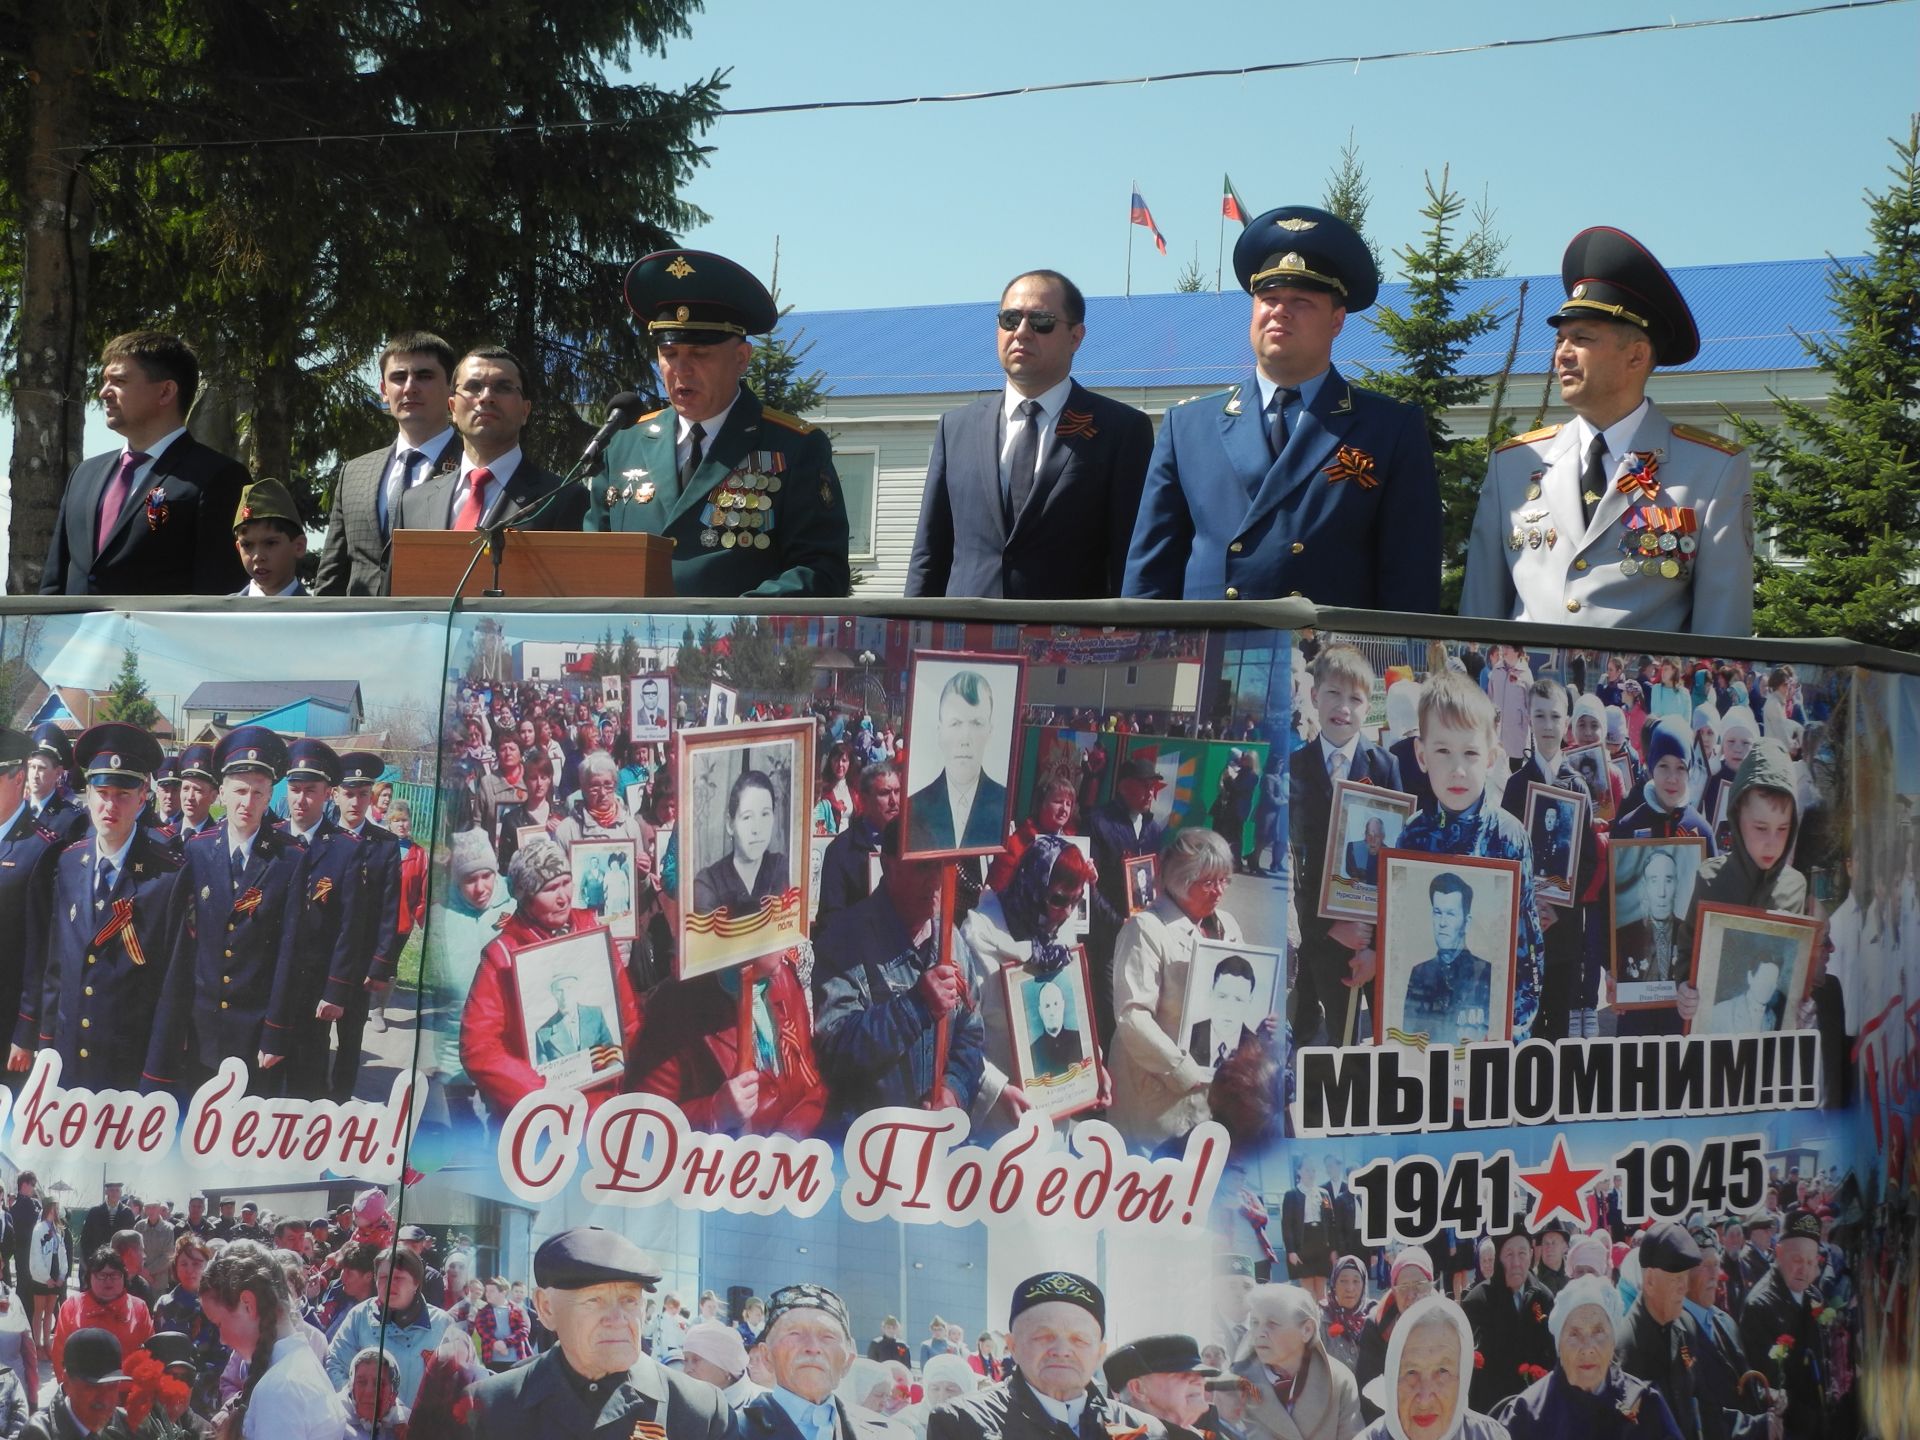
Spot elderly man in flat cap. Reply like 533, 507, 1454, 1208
1736, 1209, 1829, 1440
1618, 1220, 1719, 1440
463, 1226, 726, 1439
732, 1283, 912, 1439
1462, 226, 1752, 635
928, 1271, 1165, 1439
1105, 1334, 1218, 1440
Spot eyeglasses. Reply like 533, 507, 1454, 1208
1043, 889, 1081, 910
997, 308, 1060, 334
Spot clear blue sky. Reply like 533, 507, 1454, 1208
625, 0, 1917, 307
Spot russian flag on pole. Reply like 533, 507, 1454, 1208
1130, 189, 1168, 255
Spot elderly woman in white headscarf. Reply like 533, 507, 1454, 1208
896, 1352, 977, 1438
1110, 827, 1271, 1145
1357, 1294, 1509, 1440
1490, 1275, 1683, 1440
1231, 1282, 1363, 1440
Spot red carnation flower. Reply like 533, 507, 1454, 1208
1474, 1351, 1486, 1370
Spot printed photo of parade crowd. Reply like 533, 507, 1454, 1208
0, 614, 1895, 1438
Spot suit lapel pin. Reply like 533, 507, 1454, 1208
1333, 386, 1353, 414
1058, 408, 1098, 439
69, 904, 77, 922
605, 486, 619, 507
637, 482, 655, 503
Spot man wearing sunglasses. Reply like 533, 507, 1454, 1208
1123, 206, 1440, 610
907, 269, 1153, 598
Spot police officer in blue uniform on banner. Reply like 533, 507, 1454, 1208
585, 249, 851, 597
144, 725, 299, 1095
26, 723, 88, 846
329, 750, 400, 1102
12, 723, 180, 1092
1123, 205, 1440, 608
0, 728, 62, 1076
1461, 226, 1753, 635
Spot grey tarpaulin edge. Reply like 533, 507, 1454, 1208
2, 594, 1915, 678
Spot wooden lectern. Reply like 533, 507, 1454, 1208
390, 531, 675, 599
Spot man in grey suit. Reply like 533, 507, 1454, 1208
464, 1227, 726, 1439
314, 331, 463, 596
906, 269, 1153, 598
393, 346, 589, 536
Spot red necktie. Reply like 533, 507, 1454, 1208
453, 466, 492, 530
97, 449, 149, 554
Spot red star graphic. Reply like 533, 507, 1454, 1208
1516, 1136, 1603, 1228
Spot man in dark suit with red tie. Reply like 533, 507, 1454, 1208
38, 331, 247, 596
392, 346, 587, 537
906, 269, 1153, 599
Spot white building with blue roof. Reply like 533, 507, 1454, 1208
779, 255, 1848, 596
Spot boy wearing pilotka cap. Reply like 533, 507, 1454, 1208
230, 477, 309, 596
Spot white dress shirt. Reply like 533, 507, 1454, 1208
120, 426, 188, 492
1566, 398, 1652, 492
678, 394, 740, 472
998, 375, 1074, 490
453, 447, 524, 525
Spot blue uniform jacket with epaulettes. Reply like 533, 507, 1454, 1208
18, 828, 181, 1091
1123, 365, 1440, 609
584, 383, 850, 597
143, 822, 303, 1085
262, 818, 365, 1064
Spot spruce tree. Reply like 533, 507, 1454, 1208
1361, 167, 1508, 611
1731, 120, 1920, 649
97, 645, 162, 729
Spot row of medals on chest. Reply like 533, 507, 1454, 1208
705, 470, 779, 549
1508, 473, 1696, 579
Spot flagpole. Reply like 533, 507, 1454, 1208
1126, 180, 1134, 298
1216, 203, 1225, 294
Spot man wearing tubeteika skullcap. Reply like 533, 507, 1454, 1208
1124, 204, 1440, 608
734, 1283, 914, 1439
1463, 226, 1753, 635
1736, 1209, 1828, 1440
463, 1226, 726, 1439
585, 249, 851, 597
927, 1271, 1166, 1439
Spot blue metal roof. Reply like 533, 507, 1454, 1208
785, 255, 1856, 399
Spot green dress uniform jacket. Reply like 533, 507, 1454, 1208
584, 384, 850, 597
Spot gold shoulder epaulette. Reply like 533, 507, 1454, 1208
1671, 423, 1742, 455
637, 408, 667, 424
1495, 424, 1560, 453
761, 407, 814, 434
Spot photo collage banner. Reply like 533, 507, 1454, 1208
0, 602, 1913, 1440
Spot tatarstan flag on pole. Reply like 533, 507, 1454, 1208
1130, 188, 1168, 255
1223, 175, 1249, 225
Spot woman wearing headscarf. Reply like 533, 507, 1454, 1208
1357, 1294, 1510, 1440
1231, 1282, 1364, 1440
1491, 1275, 1683, 1440
459, 837, 642, 1122
986, 776, 1079, 893
1356, 1250, 1436, 1415
956, 833, 1107, 1133
1110, 828, 1266, 1146
1322, 1256, 1371, 1373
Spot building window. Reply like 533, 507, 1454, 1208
830, 446, 879, 560
1125, 665, 1139, 685
1056, 667, 1068, 685
944, 623, 965, 649
992, 624, 1020, 653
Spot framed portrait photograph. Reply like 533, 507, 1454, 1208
1319, 780, 1417, 922
1608, 836, 1707, 1008
510, 927, 625, 1093
706, 682, 739, 727
1001, 947, 1102, 1121
1563, 743, 1616, 823
601, 673, 623, 709
808, 834, 832, 908
1710, 783, 1734, 854
1373, 851, 1521, 1051
676, 719, 813, 981
1124, 853, 1159, 915
1688, 903, 1818, 1036
1178, 939, 1285, 1076
900, 649, 1027, 860
628, 672, 672, 744
569, 838, 638, 941
1523, 782, 1588, 908
516, 823, 549, 855
624, 781, 647, 816
1060, 835, 1093, 940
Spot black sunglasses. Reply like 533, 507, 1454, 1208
997, 308, 1060, 334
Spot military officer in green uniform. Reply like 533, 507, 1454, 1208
585, 249, 851, 597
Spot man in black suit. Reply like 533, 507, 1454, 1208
1185, 953, 1259, 1070
315, 331, 463, 596
392, 346, 588, 537
1029, 979, 1085, 1078
465, 1227, 726, 1440
40, 331, 247, 596
906, 670, 1008, 853
907, 269, 1153, 598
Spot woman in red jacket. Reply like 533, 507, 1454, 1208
460, 836, 642, 1122
626, 947, 826, 1137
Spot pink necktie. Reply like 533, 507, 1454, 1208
97, 450, 149, 553
453, 467, 492, 530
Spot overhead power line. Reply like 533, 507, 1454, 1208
63, 0, 1912, 156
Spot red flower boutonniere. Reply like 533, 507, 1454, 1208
1324, 444, 1379, 489
1473, 1351, 1486, 1370
145, 486, 170, 532
1328, 1323, 1345, 1337
1616, 450, 1661, 500
1057, 408, 1099, 440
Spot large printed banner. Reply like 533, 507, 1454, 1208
0, 603, 1912, 1440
